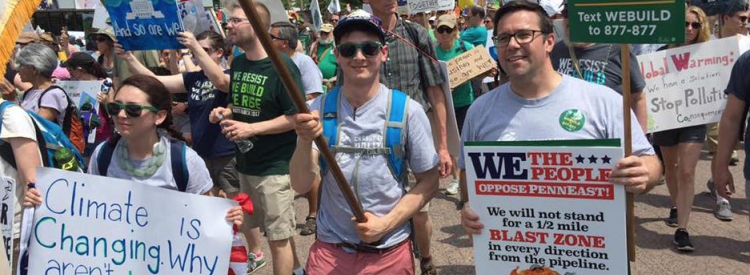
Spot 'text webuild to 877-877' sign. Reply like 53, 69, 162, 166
568, 0, 685, 44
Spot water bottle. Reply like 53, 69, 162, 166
54, 148, 79, 172
218, 113, 254, 153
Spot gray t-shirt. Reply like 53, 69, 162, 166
310, 84, 439, 248
20, 87, 68, 125
458, 75, 654, 169
291, 53, 323, 95
88, 136, 213, 195
550, 42, 646, 95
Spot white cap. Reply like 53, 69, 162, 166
539, 0, 565, 17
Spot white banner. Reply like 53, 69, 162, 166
27, 168, 235, 275
638, 36, 740, 133
408, 0, 455, 14
465, 140, 627, 275
57, 81, 104, 143
438, 62, 461, 157
1, 176, 14, 268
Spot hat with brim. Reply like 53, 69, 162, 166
62, 52, 96, 68
16, 32, 39, 44
333, 10, 385, 43
437, 14, 457, 29
40, 33, 56, 44
321, 23, 334, 33
92, 27, 116, 42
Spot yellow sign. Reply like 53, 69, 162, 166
447, 45, 495, 89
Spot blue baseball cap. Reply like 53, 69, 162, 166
333, 10, 386, 44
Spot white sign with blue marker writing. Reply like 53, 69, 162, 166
26, 168, 235, 275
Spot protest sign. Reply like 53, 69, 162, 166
568, 0, 685, 44
179, 0, 212, 35
438, 62, 461, 157
56, 81, 103, 143
27, 168, 235, 275
447, 45, 494, 89
639, 36, 740, 133
104, 0, 186, 50
465, 139, 627, 275
1, 176, 14, 268
407, 0, 455, 14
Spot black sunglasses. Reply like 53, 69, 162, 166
337, 41, 382, 58
106, 102, 159, 118
437, 26, 454, 34
685, 22, 702, 29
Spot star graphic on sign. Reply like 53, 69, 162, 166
575, 154, 585, 164
601, 155, 611, 164
588, 154, 598, 164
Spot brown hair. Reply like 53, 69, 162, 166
108, 75, 185, 145
224, 0, 271, 30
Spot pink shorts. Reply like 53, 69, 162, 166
305, 240, 415, 275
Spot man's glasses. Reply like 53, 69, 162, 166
202, 47, 214, 54
320, 31, 330, 36
686, 22, 702, 29
106, 102, 159, 118
437, 26, 454, 34
494, 30, 546, 47
227, 17, 250, 25
337, 41, 382, 58
269, 34, 281, 40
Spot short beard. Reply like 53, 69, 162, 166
319, 37, 333, 45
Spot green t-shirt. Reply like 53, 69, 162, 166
435, 40, 474, 108
316, 42, 334, 61
318, 48, 338, 79
229, 55, 304, 176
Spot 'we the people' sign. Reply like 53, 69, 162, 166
26, 168, 235, 275
465, 140, 627, 275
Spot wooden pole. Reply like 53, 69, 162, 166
237, 0, 367, 222
621, 44, 635, 262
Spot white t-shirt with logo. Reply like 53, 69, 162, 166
458, 75, 654, 169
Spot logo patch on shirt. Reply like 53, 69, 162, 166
559, 109, 586, 132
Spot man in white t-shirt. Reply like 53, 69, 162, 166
271, 22, 324, 100
0, 97, 42, 272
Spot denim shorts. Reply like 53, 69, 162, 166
652, 124, 707, 147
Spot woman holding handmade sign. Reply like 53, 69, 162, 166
24, 75, 243, 225
652, 6, 711, 252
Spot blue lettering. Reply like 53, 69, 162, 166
35, 216, 56, 248
45, 179, 69, 215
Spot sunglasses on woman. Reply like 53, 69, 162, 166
685, 22, 702, 29
337, 41, 383, 58
437, 26, 454, 34
106, 102, 159, 118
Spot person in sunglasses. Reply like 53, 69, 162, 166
290, 10, 439, 275
24, 75, 243, 227
459, 0, 660, 244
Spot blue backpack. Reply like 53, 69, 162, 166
319, 88, 409, 183
96, 138, 190, 192
0, 100, 86, 171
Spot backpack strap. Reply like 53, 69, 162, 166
169, 139, 189, 192
96, 141, 117, 176
384, 89, 409, 182
0, 101, 51, 169
319, 87, 341, 174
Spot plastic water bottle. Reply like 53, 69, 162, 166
54, 148, 79, 172
218, 113, 254, 153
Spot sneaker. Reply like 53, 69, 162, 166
706, 179, 716, 199
445, 179, 460, 195
730, 151, 740, 166
292, 267, 306, 275
300, 216, 317, 236
714, 201, 734, 221
673, 229, 694, 252
247, 252, 266, 274
420, 257, 438, 275
664, 207, 678, 227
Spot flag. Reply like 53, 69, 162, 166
0, 0, 43, 78
310, 0, 323, 31
327, 0, 340, 14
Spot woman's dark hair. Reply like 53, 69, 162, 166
68, 53, 108, 79
108, 75, 185, 145
493, 1, 554, 37
195, 31, 227, 56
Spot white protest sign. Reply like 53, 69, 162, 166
638, 36, 740, 133
1, 176, 14, 268
27, 168, 235, 275
447, 45, 495, 89
92, 4, 109, 29
437, 62, 461, 157
408, 0, 455, 14
465, 140, 627, 275
57, 81, 103, 143
179, 0, 212, 35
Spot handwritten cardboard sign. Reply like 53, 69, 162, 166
105, 0, 186, 50
407, 0, 455, 14
447, 45, 494, 89
465, 139, 627, 275
27, 168, 235, 275
638, 36, 747, 133
57, 81, 106, 143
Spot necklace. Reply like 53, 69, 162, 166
116, 138, 166, 178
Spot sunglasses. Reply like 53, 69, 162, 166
106, 102, 159, 118
685, 21, 702, 29
202, 47, 215, 54
337, 41, 382, 58
96, 36, 110, 42
437, 26, 454, 34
